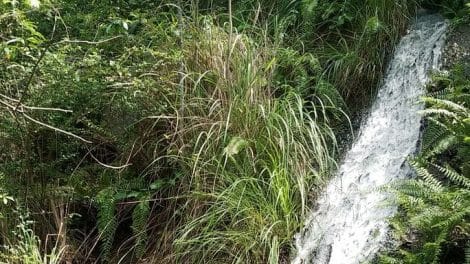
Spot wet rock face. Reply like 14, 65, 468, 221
443, 24, 470, 70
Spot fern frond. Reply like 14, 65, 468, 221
132, 199, 150, 259
431, 163, 470, 189
431, 208, 470, 230
410, 206, 443, 228
127, 177, 147, 191
419, 108, 458, 119
378, 254, 402, 264
423, 134, 458, 159
96, 187, 117, 261
396, 180, 436, 201
453, 92, 470, 105
422, 119, 450, 152
409, 161, 442, 192
427, 87, 454, 100
421, 97, 469, 114
422, 240, 442, 264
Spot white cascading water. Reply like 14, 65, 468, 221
293, 13, 447, 264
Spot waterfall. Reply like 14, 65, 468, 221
293, 13, 447, 264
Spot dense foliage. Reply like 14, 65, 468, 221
0, 0, 468, 263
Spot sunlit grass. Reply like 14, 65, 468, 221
139, 19, 339, 263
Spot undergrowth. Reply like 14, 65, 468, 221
1, 0, 467, 263
170, 23, 336, 263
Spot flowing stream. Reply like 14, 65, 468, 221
293, 13, 447, 264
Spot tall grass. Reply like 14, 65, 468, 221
140, 18, 338, 263
197, 0, 419, 109
0, 206, 67, 264
307, 0, 418, 106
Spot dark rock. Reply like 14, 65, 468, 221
443, 24, 470, 69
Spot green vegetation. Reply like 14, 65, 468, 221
422, 0, 469, 22
382, 65, 470, 263
0, 0, 468, 263
380, 5, 470, 264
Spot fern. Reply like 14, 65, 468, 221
131, 198, 150, 259
409, 160, 442, 192
387, 66, 470, 263
421, 119, 450, 152
96, 187, 117, 261
432, 163, 470, 188
419, 108, 459, 119
423, 134, 458, 159
396, 180, 435, 201
431, 208, 469, 230
421, 96, 468, 114
427, 87, 454, 99
422, 239, 443, 264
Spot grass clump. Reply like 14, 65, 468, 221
198, 0, 419, 111
147, 18, 337, 263
0, 187, 66, 264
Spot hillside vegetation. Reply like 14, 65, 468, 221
382, 40, 470, 264
0, 0, 468, 263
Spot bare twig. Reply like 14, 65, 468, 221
1, 94, 86, 143
88, 152, 132, 170
21, 105, 73, 113
116, 195, 188, 205
2, 96, 73, 113
0, 99, 18, 111
0, 93, 19, 102
22, 113, 92, 143
59, 36, 122, 45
